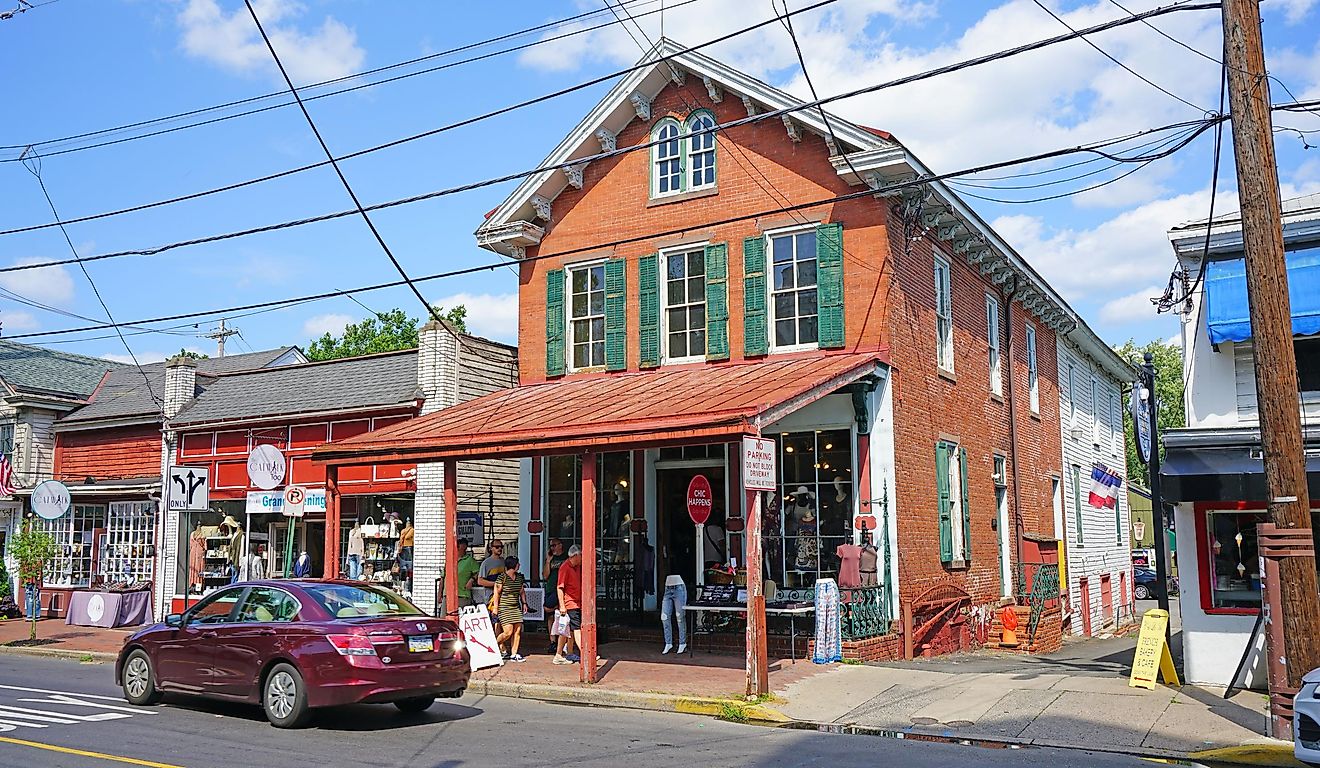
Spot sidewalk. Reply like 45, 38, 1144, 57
0, 619, 1298, 765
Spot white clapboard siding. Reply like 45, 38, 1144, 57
456, 336, 522, 554
1234, 340, 1320, 424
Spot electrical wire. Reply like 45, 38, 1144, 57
1, 0, 654, 151
2, 119, 1217, 343
0, 0, 700, 163
0, 0, 1217, 239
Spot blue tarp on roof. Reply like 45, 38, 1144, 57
1205, 245, 1320, 344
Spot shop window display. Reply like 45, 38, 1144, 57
178, 502, 249, 597
545, 453, 632, 561
41, 504, 107, 588
100, 502, 156, 585
336, 496, 413, 594
1203, 508, 1320, 610
763, 429, 853, 588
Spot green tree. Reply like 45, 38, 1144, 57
11, 517, 58, 640
1116, 338, 1186, 486
174, 348, 208, 360
305, 306, 467, 361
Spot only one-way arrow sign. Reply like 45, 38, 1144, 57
169, 466, 209, 511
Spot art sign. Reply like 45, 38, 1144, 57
686, 474, 713, 526
246, 444, 286, 490
457, 512, 484, 547
31, 480, 71, 521
457, 604, 503, 671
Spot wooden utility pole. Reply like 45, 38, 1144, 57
1222, 0, 1320, 688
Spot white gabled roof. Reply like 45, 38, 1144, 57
474, 38, 895, 254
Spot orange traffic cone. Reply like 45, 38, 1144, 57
1000, 605, 1020, 648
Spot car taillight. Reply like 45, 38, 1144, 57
326, 634, 376, 656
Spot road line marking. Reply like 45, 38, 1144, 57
0, 735, 185, 767
0, 706, 81, 724
19, 694, 154, 714
0, 683, 126, 701
0, 720, 46, 729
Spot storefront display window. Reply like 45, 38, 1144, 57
177, 502, 246, 597
1205, 510, 1266, 609
41, 504, 107, 588
767, 428, 853, 588
101, 502, 155, 585
545, 452, 633, 563
337, 495, 414, 591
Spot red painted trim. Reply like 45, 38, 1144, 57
581, 452, 598, 684
530, 458, 542, 582
1192, 500, 1266, 616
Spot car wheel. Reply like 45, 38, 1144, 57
263, 663, 311, 728
393, 696, 435, 714
121, 650, 163, 706
1135, 585, 1151, 600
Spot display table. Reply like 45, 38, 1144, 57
683, 603, 815, 661
65, 590, 153, 628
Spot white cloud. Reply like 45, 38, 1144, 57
302, 313, 353, 338
1264, 0, 1318, 24
0, 310, 40, 333
179, 0, 365, 85
1099, 285, 1163, 324
436, 292, 519, 342
0, 258, 75, 307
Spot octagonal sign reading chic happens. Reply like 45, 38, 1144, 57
687, 474, 713, 526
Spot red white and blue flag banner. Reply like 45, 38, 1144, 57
0, 455, 15, 497
1088, 464, 1123, 509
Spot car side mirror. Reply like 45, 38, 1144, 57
164, 613, 184, 628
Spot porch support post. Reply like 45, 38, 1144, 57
443, 459, 459, 617
581, 452, 599, 684
325, 465, 341, 578
744, 437, 769, 698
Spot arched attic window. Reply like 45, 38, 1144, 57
686, 110, 716, 191
652, 118, 683, 197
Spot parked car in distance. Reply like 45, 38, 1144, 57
116, 580, 470, 727
1133, 567, 1179, 600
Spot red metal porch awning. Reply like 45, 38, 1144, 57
313, 351, 887, 465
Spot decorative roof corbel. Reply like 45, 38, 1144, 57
782, 116, 802, 142
530, 195, 552, 222
564, 163, 586, 191
595, 127, 616, 153
701, 75, 723, 103
630, 92, 652, 121
742, 94, 758, 116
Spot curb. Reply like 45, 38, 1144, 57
470, 679, 789, 725
1189, 743, 1305, 767
0, 644, 116, 664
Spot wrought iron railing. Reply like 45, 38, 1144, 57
776, 584, 893, 641
1015, 562, 1060, 642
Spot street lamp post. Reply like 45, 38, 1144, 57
1141, 353, 1173, 623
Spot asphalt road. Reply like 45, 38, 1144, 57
0, 654, 1168, 768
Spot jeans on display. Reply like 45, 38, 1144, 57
659, 583, 687, 646
24, 586, 40, 621
347, 554, 362, 580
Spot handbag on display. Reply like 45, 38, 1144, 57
360, 516, 381, 537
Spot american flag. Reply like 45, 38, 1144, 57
0, 455, 15, 496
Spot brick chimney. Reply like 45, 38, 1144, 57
416, 320, 460, 416
163, 356, 198, 420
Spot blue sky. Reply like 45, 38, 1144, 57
1, 0, 1318, 362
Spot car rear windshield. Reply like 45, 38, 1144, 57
304, 584, 424, 619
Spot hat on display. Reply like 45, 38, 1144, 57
221, 515, 241, 530
795, 486, 811, 497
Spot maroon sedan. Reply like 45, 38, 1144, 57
115, 580, 470, 728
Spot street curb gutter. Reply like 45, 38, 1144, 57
470, 679, 789, 725
1188, 744, 1305, 767
0, 645, 116, 664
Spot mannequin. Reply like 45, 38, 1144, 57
610, 483, 628, 534
293, 550, 312, 578
859, 529, 879, 587
835, 537, 863, 589
220, 516, 244, 584
615, 513, 633, 562
792, 488, 818, 572
347, 520, 365, 580
762, 491, 782, 581
188, 521, 205, 591
790, 486, 816, 522
659, 574, 688, 654
398, 518, 415, 589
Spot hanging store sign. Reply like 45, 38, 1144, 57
168, 466, 209, 511
282, 485, 308, 518
686, 474, 713, 526
246, 444, 287, 490
246, 489, 325, 516
457, 512, 484, 547
31, 480, 71, 521
1131, 383, 1152, 465
742, 436, 777, 491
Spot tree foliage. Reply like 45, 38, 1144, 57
11, 517, 58, 640
174, 348, 208, 360
1116, 338, 1186, 486
305, 306, 467, 361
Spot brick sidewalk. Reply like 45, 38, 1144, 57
0, 617, 135, 656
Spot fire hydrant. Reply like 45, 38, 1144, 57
1000, 605, 1020, 648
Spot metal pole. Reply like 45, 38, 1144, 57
1143, 355, 1173, 644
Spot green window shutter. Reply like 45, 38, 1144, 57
638, 253, 660, 368
545, 269, 565, 378
959, 446, 971, 560
936, 442, 952, 563
743, 236, 767, 357
604, 258, 627, 371
816, 222, 845, 349
705, 242, 729, 361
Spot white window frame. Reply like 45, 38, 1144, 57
1091, 375, 1103, 445
1026, 323, 1039, 414
565, 260, 607, 373
935, 253, 954, 373
986, 294, 1002, 396
766, 224, 822, 354
651, 119, 684, 199
660, 243, 709, 364
1111, 389, 1122, 457
686, 112, 717, 192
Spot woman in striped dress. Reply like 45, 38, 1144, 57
493, 556, 528, 662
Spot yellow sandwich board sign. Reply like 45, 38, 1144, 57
1129, 608, 1180, 689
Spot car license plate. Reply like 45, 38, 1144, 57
407, 635, 434, 653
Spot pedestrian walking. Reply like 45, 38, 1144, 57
494, 556, 528, 662
553, 544, 583, 665
543, 538, 568, 652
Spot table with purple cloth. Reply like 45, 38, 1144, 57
65, 590, 153, 628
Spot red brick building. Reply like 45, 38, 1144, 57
317, 41, 1099, 673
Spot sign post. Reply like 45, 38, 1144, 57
1129, 608, 1180, 689
742, 436, 777, 698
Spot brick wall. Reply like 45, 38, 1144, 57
55, 424, 161, 481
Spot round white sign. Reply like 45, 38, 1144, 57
87, 594, 105, 623
246, 445, 287, 490
31, 480, 71, 521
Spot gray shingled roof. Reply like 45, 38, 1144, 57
169, 350, 419, 426
0, 340, 125, 400
60, 347, 303, 424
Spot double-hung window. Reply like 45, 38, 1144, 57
986, 295, 1002, 396
687, 112, 716, 190
934, 254, 954, 372
769, 228, 819, 349
1091, 376, 1103, 445
0, 422, 13, 467
1066, 363, 1076, 429
1026, 324, 1039, 413
653, 120, 683, 196
1071, 463, 1084, 545
568, 264, 606, 370
936, 440, 971, 564
1111, 391, 1122, 457
650, 111, 718, 198
663, 247, 707, 361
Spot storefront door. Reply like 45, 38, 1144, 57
657, 466, 728, 587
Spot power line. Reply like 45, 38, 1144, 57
1, 0, 653, 151
0, 0, 1217, 239
1031, 0, 1206, 113
0, 0, 699, 163
16, 147, 162, 408
3, 117, 1219, 343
